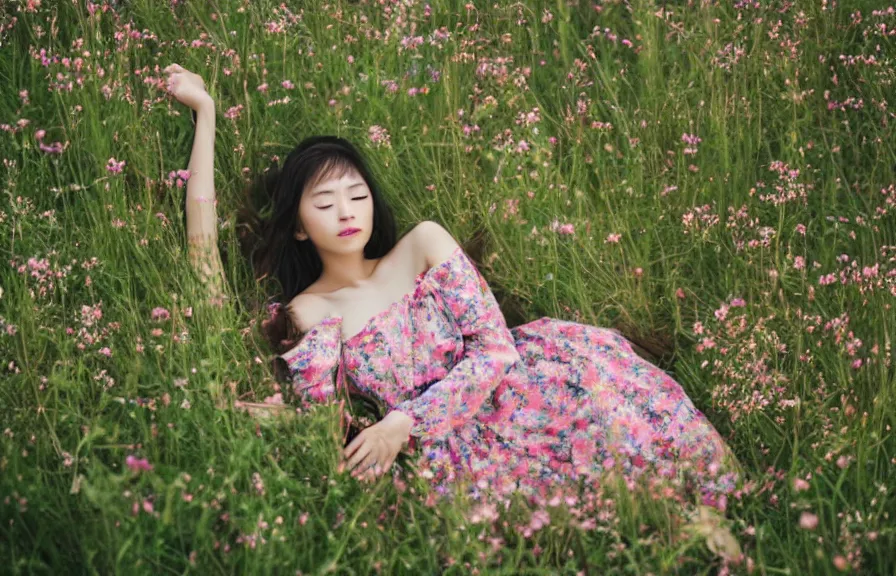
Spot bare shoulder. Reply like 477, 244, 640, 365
408, 220, 462, 270
285, 291, 332, 334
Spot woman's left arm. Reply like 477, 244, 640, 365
164, 63, 228, 303
390, 223, 521, 441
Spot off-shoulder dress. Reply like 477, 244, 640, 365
278, 246, 738, 508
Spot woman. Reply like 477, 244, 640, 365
164, 63, 740, 509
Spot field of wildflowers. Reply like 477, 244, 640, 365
1, 0, 894, 574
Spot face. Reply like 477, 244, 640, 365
295, 165, 374, 255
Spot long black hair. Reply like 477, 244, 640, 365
255, 136, 395, 298
236, 136, 398, 441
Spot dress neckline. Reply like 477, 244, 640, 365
300, 246, 465, 347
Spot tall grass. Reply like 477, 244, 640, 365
1, 0, 894, 573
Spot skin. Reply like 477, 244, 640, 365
293, 166, 380, 292
165, 63, 461, 484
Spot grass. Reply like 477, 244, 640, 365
1, 0, 894, 574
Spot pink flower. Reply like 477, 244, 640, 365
263, 393, 283, 405
799, 511, 818, 530
39, 141, 64, 154
833, 556, 848, 571
558, 223, 575, 235
106, 157, 126, 174
125, 454, 153, 473
151, 307, 171, 321
605, 233, 621, 243
792, 478, 810, 492
714, 304, 729, 321
34, 129, 46, 140
281, 80, 294, 89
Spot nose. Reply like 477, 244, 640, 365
336, 195, 354, 221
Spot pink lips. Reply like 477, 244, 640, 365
338, 228, 361, 237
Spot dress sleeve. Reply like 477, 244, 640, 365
276, 316, 343, 404
392, 248, 521, 441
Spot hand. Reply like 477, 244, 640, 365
163, 63, 213, 112
340, 410, 414, 483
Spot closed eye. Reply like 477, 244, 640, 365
317, 196, 368, 209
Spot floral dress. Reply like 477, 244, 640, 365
278, 246, 739, 509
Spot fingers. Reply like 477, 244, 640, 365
361, 462, 381, 483
343, 434, 364, 458
345, 442, 372, 472
165, 73, 179, 92
164, 63, 185, 74
350, 450, 377, 477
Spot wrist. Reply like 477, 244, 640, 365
385, 410, 414, 440
195, 98, 215, 118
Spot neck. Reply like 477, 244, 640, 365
318, 249, 378, 290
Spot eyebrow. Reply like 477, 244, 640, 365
311, 182, 367, 197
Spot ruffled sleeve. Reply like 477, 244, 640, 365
276, 315, 343, 404
392, 248, 521, 441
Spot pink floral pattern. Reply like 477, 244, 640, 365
279, 246, 739, 508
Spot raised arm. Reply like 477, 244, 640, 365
163, 63, 228, 303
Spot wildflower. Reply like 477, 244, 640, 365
605, 233, 621, 243
151, 307, 171, 321
793, 478, 810, 492
798, 511, 818, 530
368, 125, 391, 147
125, 454, 153, 473
714, 304, 729, 321
39, 141, 64, 154
833, 556, 849, 571
106, 157, 126, 174
263, 392, 283, 405
253, 472, 265, 495
224, 105, 243, 120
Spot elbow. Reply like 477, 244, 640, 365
484, 338, 520, 381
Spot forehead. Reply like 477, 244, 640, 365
307, 163, 363, 190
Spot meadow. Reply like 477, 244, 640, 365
1, 0, 894, 573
